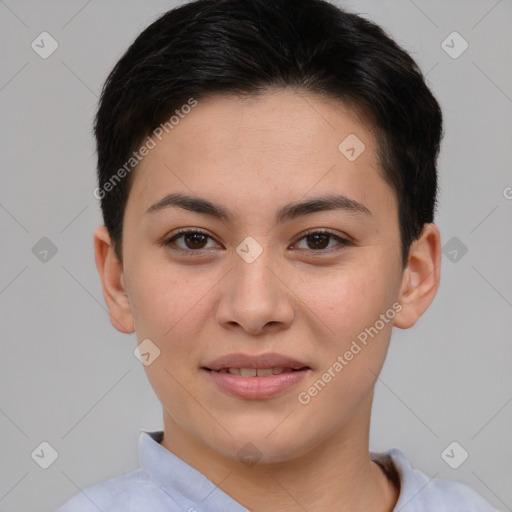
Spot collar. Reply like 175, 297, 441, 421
140, 430, 421, 511
139, 430, 248, 511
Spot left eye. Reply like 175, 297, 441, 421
163, 229, 350, 253
293, 230, 350, 252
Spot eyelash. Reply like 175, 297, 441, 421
162, 228, 351, 255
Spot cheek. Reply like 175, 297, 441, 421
296, 259, 397, 336
294, 256, 399, 398
128, 260, 208, 339
295, 270, 396, 430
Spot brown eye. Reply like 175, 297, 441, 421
305, 233, 330, 250
294, 230, 350, 252
180, 232, 208, 249
163, 229, 219, 252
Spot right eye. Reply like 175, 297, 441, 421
162, 229, 222, 253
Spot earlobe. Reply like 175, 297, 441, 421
94, 226, 135, 334
393, 223, 441, 329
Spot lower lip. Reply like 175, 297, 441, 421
204, 369, 310, 400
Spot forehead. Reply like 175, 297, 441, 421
128, 89, 395, 223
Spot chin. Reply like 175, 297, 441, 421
204, 421, 322, 466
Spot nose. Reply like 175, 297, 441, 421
215, 248, 296, 336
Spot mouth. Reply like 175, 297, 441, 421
201, 353, 311, 400
202, 352, 310, 372
206, 367, 309, 376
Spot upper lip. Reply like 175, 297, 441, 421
203, 353, 310, 371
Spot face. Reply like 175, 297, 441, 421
103, 89, 426, 464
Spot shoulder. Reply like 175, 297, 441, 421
56, 468, 176, 512
372, 448, 500, 512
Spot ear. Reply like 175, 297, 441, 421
394, 223, 441, 329
94, 226, 135, 334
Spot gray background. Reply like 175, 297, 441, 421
0, 0, 511, 510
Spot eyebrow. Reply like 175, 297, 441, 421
145, 192, 372, 223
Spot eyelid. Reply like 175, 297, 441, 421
295, 227, 350, 242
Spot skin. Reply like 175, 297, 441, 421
95, 88, 441, 511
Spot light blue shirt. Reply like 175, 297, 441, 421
57, 430, 500, 511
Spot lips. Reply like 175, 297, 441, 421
213, 367, 299, 376
202, 353, 310, 372
202, 353, 311, 400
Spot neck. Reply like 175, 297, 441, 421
160, 394, 399, 512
